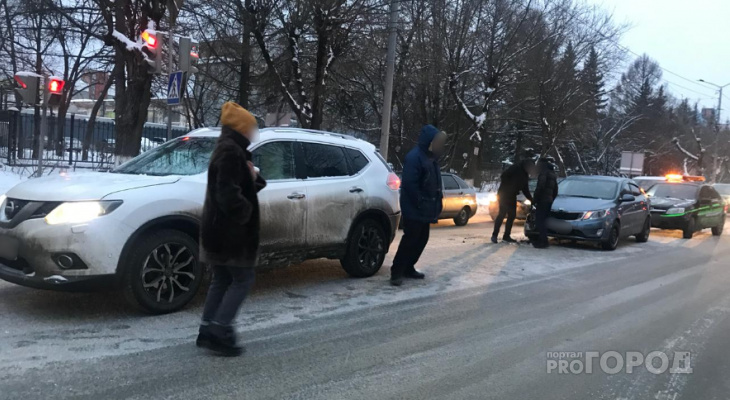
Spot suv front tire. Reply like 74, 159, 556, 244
122, 229, 203, 314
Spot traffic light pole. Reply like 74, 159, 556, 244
166, 24, 175, 141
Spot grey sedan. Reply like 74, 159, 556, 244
439, 173, 478, 226
524, 176, 651, 250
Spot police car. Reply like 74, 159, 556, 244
647, 175, 726, 238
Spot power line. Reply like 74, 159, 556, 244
590, 24, 717, 93
663, 80, 717, 99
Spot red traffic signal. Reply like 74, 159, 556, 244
48, 78, 65, 94
141, 30, 157, 48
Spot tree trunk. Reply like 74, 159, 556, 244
83, 75, 112, 161
113, 51, 153, 163
237, 19, 252, 108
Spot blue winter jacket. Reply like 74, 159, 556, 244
400, 125, 444, 223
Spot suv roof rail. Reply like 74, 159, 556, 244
266, 127, 359, 141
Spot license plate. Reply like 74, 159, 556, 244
0, 236, 19, 260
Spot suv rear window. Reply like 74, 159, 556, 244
344, 148, 369, 174
302, 143, 349, 178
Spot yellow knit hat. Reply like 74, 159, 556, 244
220, 101, 257, 136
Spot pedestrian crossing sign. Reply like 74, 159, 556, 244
167, 71, 183, 105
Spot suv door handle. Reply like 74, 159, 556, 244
349, 186, 364, 193
287, 192, 306, 200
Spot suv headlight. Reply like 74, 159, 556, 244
582, 209, 611, 220
665, 207, 685, 215
45, 201, 122, 225
523, 199, 531, 206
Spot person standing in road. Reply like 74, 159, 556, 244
532, 157, 559, 248
390, 125, 447, 287
197, 101, 267, 356
491, 158, 534, 243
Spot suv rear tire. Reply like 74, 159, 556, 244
341, 219, 386, 278
453, 207, 471, 226
122, 229, 203, 314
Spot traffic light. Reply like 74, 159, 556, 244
13, 72, 40, 105
179, 37, 199, 74
141, 30, 162, 74
44, 77, 65, 107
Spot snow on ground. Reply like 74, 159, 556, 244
0, 169, 25, 194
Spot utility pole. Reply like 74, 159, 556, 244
697, 79, 730, 183
379, 0, 399, 161
698, 79, 730, 133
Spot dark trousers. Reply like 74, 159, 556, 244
492, 193, 517, 238
391, 218, 430, 278
201, 265, 256, 327
535, 201, 553, 245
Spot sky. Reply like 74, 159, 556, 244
588, 0, 730, 121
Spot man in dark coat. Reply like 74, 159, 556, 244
197, 101, 266, 356
390, 125, 447, 286
532, 157, 559, 248
491, 159, 534, 243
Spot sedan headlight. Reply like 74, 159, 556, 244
487, 193, 497, 203
665, 207, 685, 215
45, 201, 122, 225
582, 209, 611, 220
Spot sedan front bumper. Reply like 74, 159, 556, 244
525, 216, 612, 241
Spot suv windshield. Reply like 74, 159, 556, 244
647, 183, 698, 200
559, 179, 618, 200
112, 137, 216, 176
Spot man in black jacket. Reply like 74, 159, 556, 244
492, 159, 534, 243
532, 157, 559, 248
197, 102, 267, 356
390, 125, 446, 286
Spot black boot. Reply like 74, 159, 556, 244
404, 269, 425, 279
196, 324, 211, 348
491, 235, 498, 244
202, 325, 245, 357
390, 276, 403, 286
502, 236, 517, 243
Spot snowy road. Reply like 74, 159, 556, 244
1, 215, 730, 399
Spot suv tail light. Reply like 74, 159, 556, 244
386, 173, 401, 190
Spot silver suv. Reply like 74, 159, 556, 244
0, 127, 401, 313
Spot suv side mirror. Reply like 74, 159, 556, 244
620, 194, 635, 202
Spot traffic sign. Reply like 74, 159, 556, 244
167, 71, 183, 105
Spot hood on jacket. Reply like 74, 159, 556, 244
418, 125, 441, 152
537, 158, 555, 173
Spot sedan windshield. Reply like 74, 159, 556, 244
112, 137, 217, 176
558, 179, 618, 200
646, 183, 698, 200
715, 184, 730, 195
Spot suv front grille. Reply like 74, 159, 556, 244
2, 199, 60, 223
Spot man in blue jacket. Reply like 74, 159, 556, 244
391, 125, 447, 286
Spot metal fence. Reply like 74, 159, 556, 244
0, 111, 189, 171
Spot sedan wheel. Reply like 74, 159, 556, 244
341, 219, 386, 278
601, 222, 620, 251
123, 229, 203, 314
635, 218, 651, 243
453, 207, 470, 226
